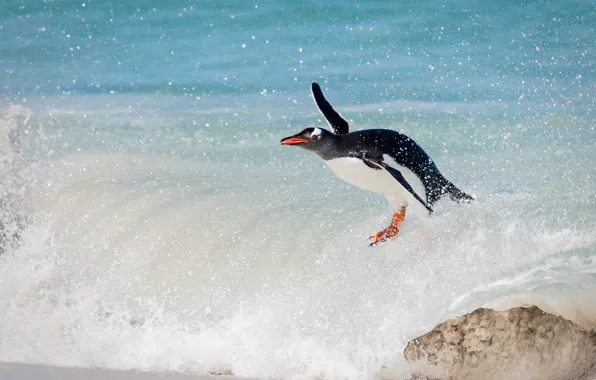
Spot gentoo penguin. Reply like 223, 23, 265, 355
281, 83, 474, 246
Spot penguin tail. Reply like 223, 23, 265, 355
443, 180, 474, 203
426, 175, 474, 206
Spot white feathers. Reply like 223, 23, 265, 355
381, 154, 426, 201
311, 128, 322, 138
324, 156, 427, 214
325, 157, 393, 194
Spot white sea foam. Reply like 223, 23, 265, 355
0, 104, 594, 379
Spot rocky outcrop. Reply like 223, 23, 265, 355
404, 306, 596, 380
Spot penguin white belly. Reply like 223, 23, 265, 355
324, 156, 426, 208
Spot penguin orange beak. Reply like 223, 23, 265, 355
280, 136, 309, 145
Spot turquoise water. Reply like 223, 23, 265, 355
2, 0, 593, 107
0, 1, 594, 379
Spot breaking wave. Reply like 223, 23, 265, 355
0, 103, 594, 380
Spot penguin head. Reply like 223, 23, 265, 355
280, 127, 333, 153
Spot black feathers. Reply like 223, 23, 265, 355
310, 83, 350, 134
362, 157, 434, 214
298, 82, 473, 210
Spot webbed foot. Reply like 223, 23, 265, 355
368, 205, 407, 246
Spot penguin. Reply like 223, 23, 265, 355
280, 83, 474, 246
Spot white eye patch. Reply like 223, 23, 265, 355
311, 127, 322, 138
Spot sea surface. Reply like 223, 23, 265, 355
0, 0, 594, 379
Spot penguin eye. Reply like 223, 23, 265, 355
310, 127, 322, 141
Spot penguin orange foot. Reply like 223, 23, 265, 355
369, 206, 407, 246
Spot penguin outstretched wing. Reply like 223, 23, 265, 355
311, 83, 349, 134
361, 157, 434, 214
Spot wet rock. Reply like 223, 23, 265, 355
404, 306, 596, 380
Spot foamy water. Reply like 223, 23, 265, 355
0, 99, 594, 379
1, 0, 595, 378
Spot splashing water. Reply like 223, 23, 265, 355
0, 0, 594, 378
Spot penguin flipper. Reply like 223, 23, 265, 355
362, 157, 433, 214
310, 83, 349, 134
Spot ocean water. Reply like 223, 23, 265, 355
0, 0, 595, 379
